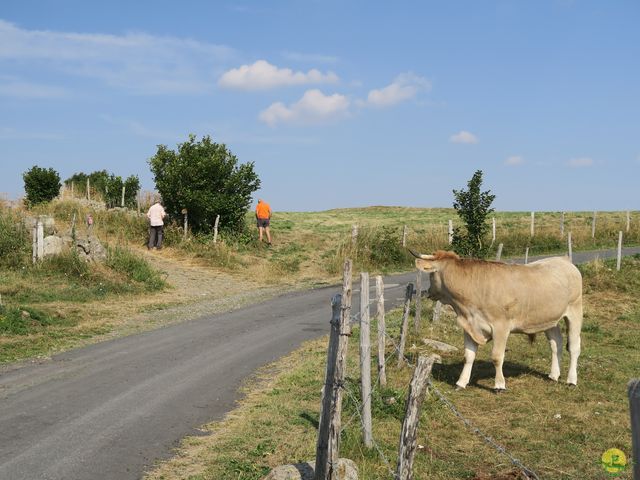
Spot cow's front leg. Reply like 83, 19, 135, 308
544, 326, 562, 381
491, 329, 510, 391
456, 331, 478, 389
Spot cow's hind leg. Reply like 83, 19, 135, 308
565, 299, 583, 385
491, 329, 510, 391
456, 331, 478, 389
544, 326, 562, 381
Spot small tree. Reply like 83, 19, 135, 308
23, 165, 61, 206
123, 175, 141, 208
149, 134, 260, 234
451, 170, 495, 258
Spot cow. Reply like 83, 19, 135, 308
410, 250, 583, 391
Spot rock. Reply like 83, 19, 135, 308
21, 310, 30, 319
43, 235, 64, 257
384, 397, 397, 405
422, 338, 459, 353
263, 458, 358, 480
76, 236, 107, 262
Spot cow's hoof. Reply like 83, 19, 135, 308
548, 375, 560, 382
455, 385, 465, 391
566, 382, 577, 387
493, 388, 506, 394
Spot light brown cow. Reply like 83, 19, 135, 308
411, 250, 583, 390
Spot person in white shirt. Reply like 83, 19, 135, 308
146, 199, 167, 250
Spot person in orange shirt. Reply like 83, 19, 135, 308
255, 199, 272, 245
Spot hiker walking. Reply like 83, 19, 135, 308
255, 199, 272, 246
146, 197, 166, 250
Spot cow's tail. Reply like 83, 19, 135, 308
527, 334, 536, 344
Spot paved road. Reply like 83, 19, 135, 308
1, 247, 638, 479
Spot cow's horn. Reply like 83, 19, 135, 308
408, 249, 435, 260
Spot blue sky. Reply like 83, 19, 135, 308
1, 1, 638, 211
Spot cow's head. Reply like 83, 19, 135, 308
408, 249, 438, 272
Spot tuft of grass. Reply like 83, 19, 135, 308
0, 305, 73, 335
106, 246, 166, 291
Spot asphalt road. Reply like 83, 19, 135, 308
1, 247, 638, 479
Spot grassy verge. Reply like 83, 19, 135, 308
147, 256, 640, 480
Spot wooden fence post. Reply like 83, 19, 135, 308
397, 283, 414, 368
351, 224, 358, 244
592, 211, 597, 238
36, 219, 44, 261
375, 275, 386, 388
492, 217, 496, 246
315, 260, 352, 480
627, 211, 631, 233
617, 231, 623, 271
525, 247, 529, 265
560, 211, 565, 238
71, 182, 74, 198
568, 231, 573, 263
121, 186, 126, 207
496, 243, 503, 261
530, 211, 535, 237
629, 379, 640, 480
414, 270, 422, 334
32, 224, 37, 264
86, 178, 90, 201
359, 272, 373, 448
213, 215, 220, 244
432, 300, 442, 323
402, 225, 407, 247
396, 354, 440, 480
448, 220, 453, 245
182, 209, 188, 238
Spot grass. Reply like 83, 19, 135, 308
147, 255, 640, 480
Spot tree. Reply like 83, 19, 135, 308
23, 166, 61, 206
149, 134, 261, 234
451, 170, 496, 258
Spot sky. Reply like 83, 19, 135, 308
1, 0, 639, 212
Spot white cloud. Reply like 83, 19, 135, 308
505, 155, 524, 166
218, 60, 338, 90
363, 72, 431, 108
0, 19, 234, 94
450, 131, 478, 144
259, 89, 350, 127
0, 127, 63, 140
567, 157, 594, 168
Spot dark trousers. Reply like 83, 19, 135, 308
148, 225, 163, 249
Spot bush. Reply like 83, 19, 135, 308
23, 165, 61, 206
149, 134, 261, 234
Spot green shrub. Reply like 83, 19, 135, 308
23, 165, 61, 206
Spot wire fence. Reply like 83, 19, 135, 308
336, 296, 541, 480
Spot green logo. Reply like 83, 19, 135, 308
601, 448, 627, 475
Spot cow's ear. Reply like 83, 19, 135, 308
415, 258, 438, 273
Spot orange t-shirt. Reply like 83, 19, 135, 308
256, 202, 271, 219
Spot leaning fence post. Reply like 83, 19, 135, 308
414, 270, 422, 334
432, 301, 442, 323
627, 211, 631, 233
560, 211, 565, 238
525, 247, 529, 265
496, 243, 503, 261
213, 215, 220, 244
375, 275, 386, 388
492, 217, 496, 246
397, 283, 414, 368
359, 272, 373, 448
617, 231, 623, 271
592, 211, 597, 239
568, 231, 573, 263
396, 354, 440, 480
629, 379, 640, 480
315, 260, 352, 480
